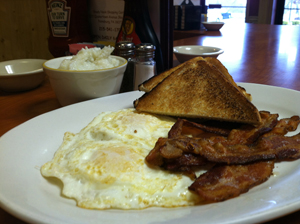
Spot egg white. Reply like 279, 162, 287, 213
41, 109, 201, 209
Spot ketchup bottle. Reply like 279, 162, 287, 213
116, 0, 165, 74
46, 0, 91, 57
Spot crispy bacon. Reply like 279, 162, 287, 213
168, 118, 232, 138
263, 115, 300, 137
147, 132, 300, 165
146, 113, 300, 203
169, 111, 279, 143
198, 132, 300, 164
162, 154, 211, 179
225, 111, 279, 145
162, 153, 208, 171
188, 161, 274, 202
146, 112, 285, 166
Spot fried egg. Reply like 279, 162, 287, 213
41, 109, 201, 209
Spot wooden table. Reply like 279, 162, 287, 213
1, 23, 300, 223
174, 23, 300, 92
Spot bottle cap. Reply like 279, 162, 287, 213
136, 43, 156, 57
115, 41, 135, 57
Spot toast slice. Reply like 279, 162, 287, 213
138, 57, 252, 101
138, 57, 204, 92
134, 60, 261, 125
204, 57, 252, 101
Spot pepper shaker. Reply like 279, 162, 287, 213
115, 41, 135, 93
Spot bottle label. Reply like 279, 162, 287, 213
89, 0, 124, 46
47, 0, 71, 37
117, 16, 141, 44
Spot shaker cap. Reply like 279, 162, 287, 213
116, 41, 135, 50
136, 43, 156, 57
115, 41, 135, 57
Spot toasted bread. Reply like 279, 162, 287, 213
134, 60, 261, 125
138, 57, 204, 92
204, 57, 252, 101
138, 57, 252, 102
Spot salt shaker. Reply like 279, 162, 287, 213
115, 41, 135, 93
134, 43, 157, 90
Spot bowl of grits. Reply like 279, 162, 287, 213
43, 47, 127, 106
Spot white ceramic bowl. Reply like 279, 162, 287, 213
0, 59, 46, 92
43, 56, 127, 106
202, 22, 224, 31
173, 45, 224, 63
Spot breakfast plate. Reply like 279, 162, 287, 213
0, 83, 300, 224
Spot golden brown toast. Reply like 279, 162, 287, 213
138, 57, 204, 92
138, 57, 252, 101
204, 57, 252, 101
134, 60, 261, 125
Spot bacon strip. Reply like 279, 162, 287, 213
168, 118, 231, 138
146, 114, 300, 166
225, 111, 279, 145
162, 154, 208, 171
146, 113, 300, 203
188, 161, 274, 202
263, 115, 300, 137
147, 131, 300, 165
168, 111, 278, 140
198, 132, 300, 164
162, 154, 211, 179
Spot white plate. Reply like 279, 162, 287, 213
0, 83, 300, 224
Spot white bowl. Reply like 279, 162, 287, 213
202, 22, 224, 31
0, 59, 46, 92
173, 45, 224, 63
43, 56, 127, 106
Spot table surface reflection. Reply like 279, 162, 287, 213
1, 22, 300, 223
174, 23, 300, 92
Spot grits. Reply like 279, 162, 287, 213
59, 46, 119, 70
